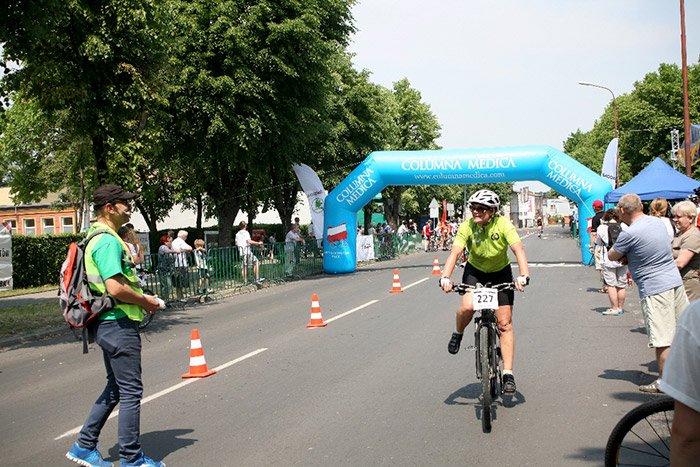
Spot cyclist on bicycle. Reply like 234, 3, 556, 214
439, 189, 530, 394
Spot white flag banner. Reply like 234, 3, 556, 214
356, 234, 375, 262
292, 163, 326, 239
601, 137, 618, 187
0, 222, 12, 291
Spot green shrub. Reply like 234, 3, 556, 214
12, 233, 84, 288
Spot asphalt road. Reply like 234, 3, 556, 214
0, 226, 663, 466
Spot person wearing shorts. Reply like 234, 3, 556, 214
439, 190, 530, 394
235, 221, 262, 283
595, 208, 628, 316
609, 193, 688, 393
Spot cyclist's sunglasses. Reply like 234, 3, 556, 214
470, 204, 491, 212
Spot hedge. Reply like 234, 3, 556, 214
10, 223, 299, 288
11, 233, 85, 288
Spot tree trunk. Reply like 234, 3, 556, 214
134, 199, 160, 254
382, 186, 404, 230
195, 193, 203, 231
93, 134, 109, 184
270, 166, 298, 235
216, 196, 240, 247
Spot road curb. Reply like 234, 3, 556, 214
0, 326, 70, 350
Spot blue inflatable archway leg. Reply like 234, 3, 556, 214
323, 146, 612, 274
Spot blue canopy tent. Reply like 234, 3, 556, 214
604, 157, 700, 203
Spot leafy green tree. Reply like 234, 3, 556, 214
1, 0, 174, 184
166, 0, 355, 246
384, 78, 442, 228
566, 60, 700, 184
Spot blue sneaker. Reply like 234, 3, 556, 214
120, 452, 165, 467
66, 442, 113, 467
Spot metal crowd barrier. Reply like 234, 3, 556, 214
139, 234, 422, 303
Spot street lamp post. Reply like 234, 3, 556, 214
579, 81, 620, 188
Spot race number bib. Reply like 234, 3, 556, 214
472, 288, 498, 311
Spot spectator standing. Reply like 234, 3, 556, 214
608, 193, 689, 393
284, 224, 305, 276
65, 185, 163, 467
589, 199, 606, 293
235, 221, 262, 283
157, 235, 177, 301
657, 300, 700, 464
397, 221, 408, 236
422, 220, 432, 251
193, 239, 210, 294
671, 200, 700, 301
171, 230, 192, 301
595, 208, 628, 316
650, 197, 674, 241
267, 232, 277, 260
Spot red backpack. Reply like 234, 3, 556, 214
58, 229, 115, 353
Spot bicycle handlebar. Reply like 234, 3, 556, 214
438, 280, 518, 295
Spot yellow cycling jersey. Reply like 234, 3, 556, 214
453, 216, 521, 273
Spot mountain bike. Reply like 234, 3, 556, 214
604, 396, 674, 466
447, 281, 516, 431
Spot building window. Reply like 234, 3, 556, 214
42, 218, 55, 234
4, 219, 17, 232
23, 218, 36, 235
61, 217, 74, 233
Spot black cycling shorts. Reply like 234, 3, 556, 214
461, 262, 515, 307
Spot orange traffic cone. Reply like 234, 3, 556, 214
432, 257, 442, 275
181, 329, 216, 378
306, 293, 327, 328
390, 269, 404, 293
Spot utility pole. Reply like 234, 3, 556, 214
680, 0, 692, 175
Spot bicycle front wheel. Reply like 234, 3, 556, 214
479, 325, 492, 430
604, 396, 674, 467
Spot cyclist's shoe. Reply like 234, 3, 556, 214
120, 452, 165, 467
502, 373, 516, 394
448, 332, 463, 354
639, 380, 663, 394
66, 442, 113, 467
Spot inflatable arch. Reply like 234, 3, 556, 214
322, 145, 612, 274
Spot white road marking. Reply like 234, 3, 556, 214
325, 300, 379, 324
403, 277, 431, 290
54, 348, 268, 441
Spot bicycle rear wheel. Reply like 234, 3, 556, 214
479, 325, 492, 430
604, 396, 674, 467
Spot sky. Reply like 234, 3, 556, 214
346, 0, 700, 191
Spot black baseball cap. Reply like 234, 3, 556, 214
93, 184, 136, 207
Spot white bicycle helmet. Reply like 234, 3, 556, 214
468, 189, 500, 209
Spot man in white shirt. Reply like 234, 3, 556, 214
171, 230, 193, 300
235, 221, 262, 283
284, 224, 305, 275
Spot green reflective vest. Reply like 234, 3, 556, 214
85, 223, 144, 321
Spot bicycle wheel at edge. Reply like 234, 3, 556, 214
138, 288, 155, 330
604, 396, 674, 467
479, 325, 492, 430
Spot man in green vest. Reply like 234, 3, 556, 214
66, 185, 164, 467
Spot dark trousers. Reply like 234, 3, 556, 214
77, 317, 143, 463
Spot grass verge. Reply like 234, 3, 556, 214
0, 301, 64, 338
0, 284, 56, 298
